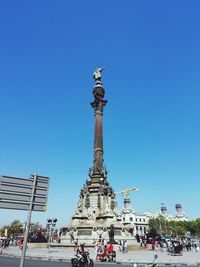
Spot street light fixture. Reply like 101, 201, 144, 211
46, 218, 57, 253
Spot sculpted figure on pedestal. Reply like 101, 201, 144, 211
93, 67, 106, 82
87, 206, 95, 221
104, 203, 111, 214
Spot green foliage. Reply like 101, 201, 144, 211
148, 218, 160, 237
0, 220, 42, 238
0, 225, 9, 237
9, 220, 20, 236
30, 222, 42, 233
5, 220, 23, 237
148, 217, 200, 238
190, 219, 200, 237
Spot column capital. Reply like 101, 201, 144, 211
90, 83, 107, 109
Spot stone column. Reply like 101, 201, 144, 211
91, 81, 107, 177
93, 106, 103, 174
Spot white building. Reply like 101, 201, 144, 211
116, 196, 151, 236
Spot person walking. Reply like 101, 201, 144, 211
124, 240, 128, 253
122, 240, 128, 253
107, 242, 114, 261
152, 238, 155, 251
140, 237, 143, 248
70, 232, 74, 244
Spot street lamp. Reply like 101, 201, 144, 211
46, 218, 57, 253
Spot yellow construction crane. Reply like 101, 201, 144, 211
116, 187, 139, 198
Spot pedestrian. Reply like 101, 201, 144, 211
70, 232, 74, 244
18, 238, 23, 250
144, 239, 147, 249
140, 237, 143, 248
124, 240, 128, 253
74, 241, 79, 253
159, 241, 164, 252
152, 239, 155, 251
122, 240, 128, 253
118, 240, 122, 252
107, 242, 114, 261
122, 240, 125, 253
94, 239, 99, 255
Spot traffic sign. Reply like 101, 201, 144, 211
0, 175, 49, 212
0, 173, 50, 267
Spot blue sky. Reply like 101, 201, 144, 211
0, 1, 200, 228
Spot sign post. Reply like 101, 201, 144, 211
19, 174, 37, 267
0, 173, 49, 267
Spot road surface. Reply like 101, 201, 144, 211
1, 256, 200, 267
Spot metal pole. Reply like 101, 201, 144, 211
48, 224, 51, 254
19, 174, 37, 267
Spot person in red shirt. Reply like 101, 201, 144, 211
108, 242, 113, 253
107, 242, 116, 262
18, 238, 23, 250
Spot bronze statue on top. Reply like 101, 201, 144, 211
93, 67, 106, 82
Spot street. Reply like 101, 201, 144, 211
0, 257, 67, 267
1, 256, 200, 267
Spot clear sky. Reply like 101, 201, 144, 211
0, 1, 200, 229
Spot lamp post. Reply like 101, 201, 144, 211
46, 218, 57, 253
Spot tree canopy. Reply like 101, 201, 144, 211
148, 217, 200, 238
0, 220, 42, 238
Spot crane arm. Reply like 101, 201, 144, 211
115, 187, 139, 198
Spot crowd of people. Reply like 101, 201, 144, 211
91, 238, 129, 262
137, 234, 200, 255
93, 239, 116, 261
0, 238, 10, 248
0, 238, 10, 255
1, 232, 200, 261
71, 234, 200, 263
0, 237, 25, 250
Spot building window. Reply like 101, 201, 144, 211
130, 217, 133, 221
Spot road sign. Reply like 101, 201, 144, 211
0, 174, 50, 267
0, 201, 47, 211
0, 175, 49, 212
0, 192, 46, 204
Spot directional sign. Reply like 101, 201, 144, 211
0, 175, 49, 212
0, 174, 50, 267
0, 193, 46, 204
0, 201, 47, 211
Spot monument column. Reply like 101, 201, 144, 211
61, 68, 127, 246
91, 68, 107, 178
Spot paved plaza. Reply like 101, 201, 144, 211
1, 246, 200, 265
